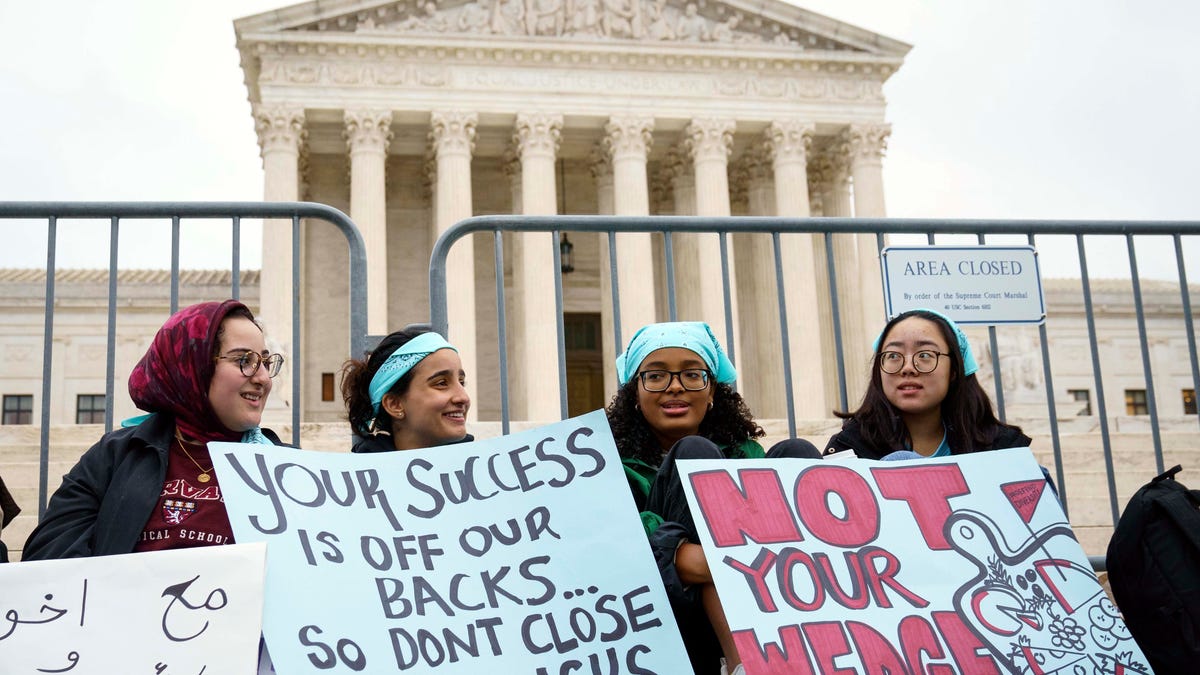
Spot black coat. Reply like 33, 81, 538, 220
22, 413, 282, 560
825, 416, 1032, 460
351, 433, 475, 453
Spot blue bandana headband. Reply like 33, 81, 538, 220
369, 332, 458, 415
874, 308, 978, 376
616, 321, 737, 386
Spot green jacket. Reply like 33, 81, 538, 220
621, 437, 764, 536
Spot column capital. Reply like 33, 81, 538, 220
430, 111, 478, 157
253, 104, 306, 156
501, 146, 522, 180
843, 123, 891, 164
684, 118, 735, 164
344, 109, 394, 154
589, 144, 613, 180
764, 120, 814, 166
661, 145, 694, 188
603, 115, 655, 161
513, 112, 563, 160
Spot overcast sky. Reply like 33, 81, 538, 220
0, 0, 1196, 279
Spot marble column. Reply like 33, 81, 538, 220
764, 120, 828, 420
681, 119, 737, 333
430, 111, 479, 417
344, 109, 393, 336
603, 115, 658, 352
825, 136, 872, 406
591, 148, 620, 396
511, 112, 563, 421
730, 148, 785, 418
847, 123, 891, 331
253, 103, 305, 414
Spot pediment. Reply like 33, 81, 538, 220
235, 0, 910, 57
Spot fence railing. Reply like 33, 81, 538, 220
0, 201, 368, 516
429, 215, 1200, 534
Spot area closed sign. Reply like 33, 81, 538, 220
880, 245, 1045, 325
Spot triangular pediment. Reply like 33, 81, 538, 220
235, 0, 910, 57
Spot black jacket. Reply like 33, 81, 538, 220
351, 433, 475, 453
825, 417, 1032, 460
22, 413, 282, 560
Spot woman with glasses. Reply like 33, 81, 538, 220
826, 308, 1030, 459
23, 300, 285, 560
342, 329, 471, 453
606, 321, 818, 675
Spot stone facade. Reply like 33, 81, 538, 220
234, 0, 910, 424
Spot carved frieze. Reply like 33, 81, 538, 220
297, 0, 845, 50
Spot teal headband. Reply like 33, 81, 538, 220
875, 308, 978, 376
369, 332, 458, 416
616, 321, 737, 386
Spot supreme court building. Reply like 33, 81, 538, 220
235, 0, 911, 424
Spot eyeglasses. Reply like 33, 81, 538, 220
215, 351, 284, 378
879, 350, 950, 375
637, 369, 710, 392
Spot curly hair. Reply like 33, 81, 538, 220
341, 328, 428, 438
605, 378, 763, 465
835, 309, 1024, 453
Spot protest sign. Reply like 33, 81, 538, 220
0, 542, 266, 673
678, 448, 1149, 675
211, 410, 688, 674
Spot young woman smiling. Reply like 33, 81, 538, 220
23, 300, 286, 559
826, 308, 1030, 459
606, 321, 819, 675
342, 329, 471, 452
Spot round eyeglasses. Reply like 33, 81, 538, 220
215, 351, 285, 378
637, 369, 711, 392
878, 350, 951, 375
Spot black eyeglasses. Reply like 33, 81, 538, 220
215, 351, 284, 378
879, 350, 950, 374
637, 369, 710, 392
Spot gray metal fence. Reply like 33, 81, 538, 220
0, 201, 368, 517
428, 215, 1200, 536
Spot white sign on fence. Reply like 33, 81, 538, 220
211, 410, 688, 675
0, 543, 266, 673
881, 245, 1046, 324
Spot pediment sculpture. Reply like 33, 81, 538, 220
335, 0, 835, 47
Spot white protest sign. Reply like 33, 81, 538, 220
0, 543, 266, 673
211, 410, 689, 675
678, 448, 1149, 675
881, 245, 1046, 324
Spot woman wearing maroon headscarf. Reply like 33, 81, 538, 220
23, 300, 285, 560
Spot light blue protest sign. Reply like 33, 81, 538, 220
678, 448, 1149, 675
211, 410, 688, 674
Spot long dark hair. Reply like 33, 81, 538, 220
605, 378, 763, 465
342, 328, 428, 438
835, 309, 1023, 453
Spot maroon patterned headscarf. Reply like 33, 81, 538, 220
128, 300, 253, 443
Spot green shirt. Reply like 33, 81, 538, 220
621, 437, 765, 536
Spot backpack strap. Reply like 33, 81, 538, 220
1152, 464, 1184, 485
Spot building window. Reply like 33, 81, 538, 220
1125, 389, 1148, 415
2, 395, 33, 425
1068, 389, 1091, 416
1184, 389, 1197, 415
322, 373, 335, 402
76, 394, 107, 424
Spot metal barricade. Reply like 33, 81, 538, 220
0, 201, 368, 517
428, 215, 1200, 536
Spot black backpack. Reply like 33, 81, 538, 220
1106, 464, 1200, 673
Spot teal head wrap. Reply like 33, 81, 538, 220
616, 321, 737, 386
875, 308, 978, 376
368, 332, 458, 416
